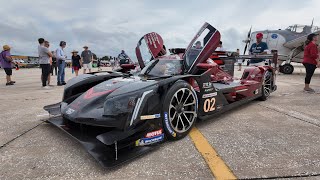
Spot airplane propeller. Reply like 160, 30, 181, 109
243, 26, 252, 55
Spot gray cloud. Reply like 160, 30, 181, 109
0, 0, 319, 59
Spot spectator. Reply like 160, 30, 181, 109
44, 41, 53, 86
51, 51, 57, 76
118, 50, 130, 65
71, 50, 81, 76
249, 33, 269, 66
97, 58, 102, 71
236, 49, 242, 71
302, 33, 319, 92
56, 41, 67, 86
110, 57, 115, 70
38, 38, 52, 88
216, 41, 226, 51
0, 45, 15, 86
195, 41, 202, 49
81, 46, 93, 73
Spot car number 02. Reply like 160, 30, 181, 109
203, 98, 216, 112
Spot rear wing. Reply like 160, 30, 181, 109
216, 50, 279, 69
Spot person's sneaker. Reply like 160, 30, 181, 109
57, 82, 62, 86
6, 82, 14, 86
61, 82, 67, 85
42, 86, 51, 89
10, 81, 16, 83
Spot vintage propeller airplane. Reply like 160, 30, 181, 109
243, 20, 320, 74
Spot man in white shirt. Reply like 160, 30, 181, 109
56, 41, 67, 86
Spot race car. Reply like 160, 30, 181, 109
44, 22, 277, 167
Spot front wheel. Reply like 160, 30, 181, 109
162, 80, 198, 140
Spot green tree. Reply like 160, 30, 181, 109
101, 56, 110, 61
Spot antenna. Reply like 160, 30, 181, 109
311, 18, 314, 28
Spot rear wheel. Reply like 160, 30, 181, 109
162, 81, 198, 140
259, 71, 272, 101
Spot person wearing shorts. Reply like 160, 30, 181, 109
71, 50, 81, 76
0, 45, 15, 86
81, 46, 93, 74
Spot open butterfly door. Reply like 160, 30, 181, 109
135, 32, 166, 69
183, 22, 221, 74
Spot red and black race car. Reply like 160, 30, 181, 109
44, 22, 277, 167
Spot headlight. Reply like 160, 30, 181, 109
104, 92, 140, 116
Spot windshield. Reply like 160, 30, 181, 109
140, 59, 183, 77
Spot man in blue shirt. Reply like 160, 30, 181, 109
249, 33, 269, 65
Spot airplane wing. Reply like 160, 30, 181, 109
283, 30, 320, 49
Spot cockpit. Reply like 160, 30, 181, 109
285, 24, 320, 34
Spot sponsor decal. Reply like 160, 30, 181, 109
216, 104, 223, 110
135, 134, 164, 146
66, 108, 75, 115
202, 92, 217, 98
203, 82, 213, 89
254, 89, 259, 94
271, 34, 278, 39
140, 114, 161, 120
164, 112, 176, 137
145, 129, 163, 138
236, 89, 248, 93
204, 88, 214, 92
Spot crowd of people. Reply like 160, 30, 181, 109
0, 39, 132, 88
37, 38, 101, 88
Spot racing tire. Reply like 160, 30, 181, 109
280, 64, 294, 74
162, 80, 198, 140
259, 71, 273, 101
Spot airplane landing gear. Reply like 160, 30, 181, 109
279, 64, 294, 74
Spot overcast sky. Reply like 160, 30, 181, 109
0, 0, 318, 59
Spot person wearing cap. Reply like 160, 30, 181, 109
72, 50, 81, 76
56, 41, 67, 86
0, 45, 15, 86
302, 33, 319, 92
249, 33, 269, 66
81, 46, 93, 74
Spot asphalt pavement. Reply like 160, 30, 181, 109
0, 66, 320, 180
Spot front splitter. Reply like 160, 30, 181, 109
47, 116, 156, 168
